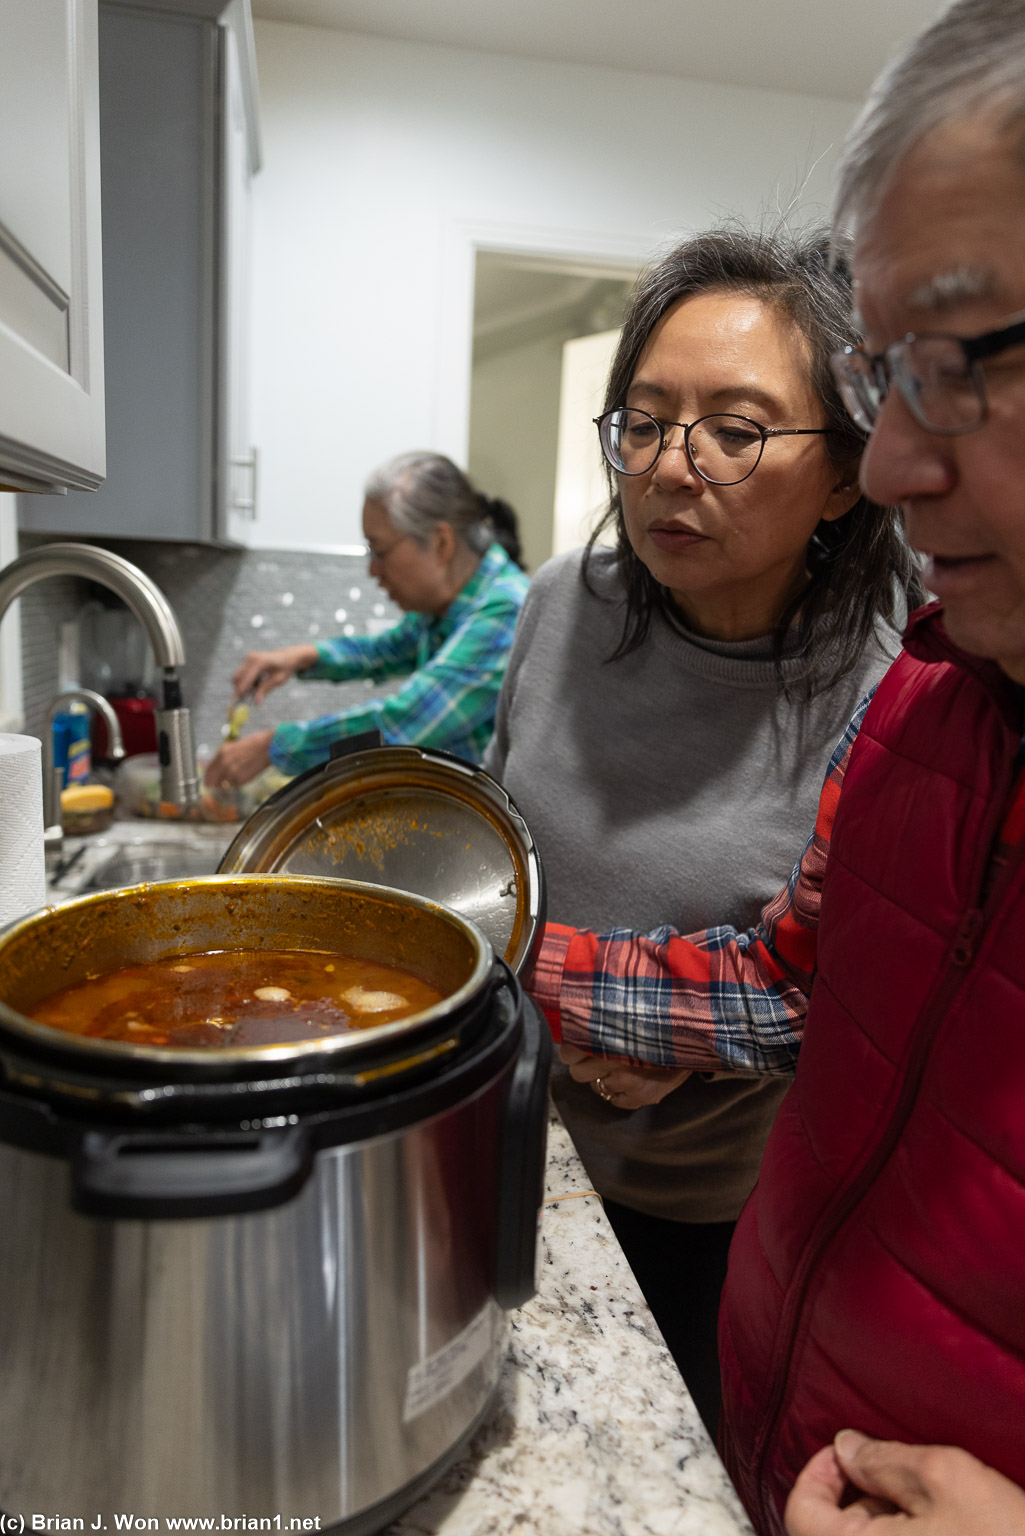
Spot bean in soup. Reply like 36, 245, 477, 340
27, 949, 444, 1048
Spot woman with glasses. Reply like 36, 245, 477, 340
204, 452, 527, 787
484, 225, 924, 1437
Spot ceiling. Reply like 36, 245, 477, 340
250, 0, 948, 104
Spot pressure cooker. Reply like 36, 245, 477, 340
0, 747, 549, 1532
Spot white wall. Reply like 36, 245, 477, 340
249, 21, 857, 550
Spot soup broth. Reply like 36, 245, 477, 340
27, 949, 445, 1049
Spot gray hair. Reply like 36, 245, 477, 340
836, 0, 1025, 232
363, 451, 493, 555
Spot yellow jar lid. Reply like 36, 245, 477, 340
61, 783, 114, 811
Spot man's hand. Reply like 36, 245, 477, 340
232, 644, 318, 704
557, 1043, 690, 1110
204, 728, 274, 789
785, 1430, 1025, 1535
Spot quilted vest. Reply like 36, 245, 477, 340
717, 604, 1025, 1535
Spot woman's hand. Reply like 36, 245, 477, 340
232, 644, 318, 704
558, 1043, 690, 1110
204, 728, 274, 789
785, 1431, 1025, 1535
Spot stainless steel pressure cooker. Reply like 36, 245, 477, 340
0, 749, 549, 1532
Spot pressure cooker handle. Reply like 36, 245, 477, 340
494, 982, 552, 1309
71, 1125, 315, 1219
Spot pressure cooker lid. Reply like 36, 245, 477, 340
218, 744, 545, 973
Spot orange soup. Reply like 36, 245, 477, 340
28, 949, 444, 1049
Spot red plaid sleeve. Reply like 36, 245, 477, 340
524, 691, 869, 1077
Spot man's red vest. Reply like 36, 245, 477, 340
717, 605, 1025, 1535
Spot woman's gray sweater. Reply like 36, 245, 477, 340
484, 547, 897, 1222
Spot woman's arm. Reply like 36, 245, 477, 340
301, 613, 424, 683
527, 690, 873, 1076
268, 591, 523, 774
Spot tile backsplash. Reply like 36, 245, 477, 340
19, 535, 401, 759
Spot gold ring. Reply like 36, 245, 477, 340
594, 1077, 614, 1102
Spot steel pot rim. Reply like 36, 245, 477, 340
0, 873, 494, 1075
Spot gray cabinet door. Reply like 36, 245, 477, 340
0, 0, 105, 495
20, 0, 259, 542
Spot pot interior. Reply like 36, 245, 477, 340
0, 875, 487, 1068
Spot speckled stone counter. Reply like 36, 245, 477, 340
388, 1109, 755, 1536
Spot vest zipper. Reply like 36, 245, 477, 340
950, 906, 984, 968
752, 756, 1025, 1530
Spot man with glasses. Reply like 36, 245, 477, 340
529, 2, 1025, 1530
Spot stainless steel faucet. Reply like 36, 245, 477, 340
0, 543, 200, 813
42, 688, 126, 860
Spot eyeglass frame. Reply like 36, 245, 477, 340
830, 309, 1025, 437
593, 406, 835, 486
363, 533, 412, 564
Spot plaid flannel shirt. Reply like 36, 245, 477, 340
269, 544, 528, 774
528, 691, 875, 1077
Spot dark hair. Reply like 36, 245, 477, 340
585, 223, 925, 696
477, 493, 525, 569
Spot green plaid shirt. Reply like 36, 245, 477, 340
269, 544, 529, 773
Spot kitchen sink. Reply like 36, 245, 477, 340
47, 822, 237, 903
83, 839, 225, 891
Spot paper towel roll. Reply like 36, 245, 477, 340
0, 734, 46, 925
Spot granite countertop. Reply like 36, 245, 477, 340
388, 1108, 755, 1536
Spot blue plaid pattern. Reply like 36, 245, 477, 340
269, 544, 528, 773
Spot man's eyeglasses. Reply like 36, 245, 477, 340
594, 407, 833, 486
830, 310, 1025, 436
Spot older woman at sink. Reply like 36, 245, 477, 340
204, 453, 527, 788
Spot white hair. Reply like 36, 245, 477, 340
363, 451, 492, 553
835, 0, 1025, 233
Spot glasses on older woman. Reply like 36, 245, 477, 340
364, 534, 411, 565
829, 310, 1025, 436
594, 407, 833, 486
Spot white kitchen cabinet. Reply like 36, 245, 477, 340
0, 0, 105, 495
19, 0, 260, 543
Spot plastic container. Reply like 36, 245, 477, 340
91, 693, 158, 758
52, 704, 92, 789
113, 753, 289, 823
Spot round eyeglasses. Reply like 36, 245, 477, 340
829, 310, 1025, 437
594, 407, 833, 486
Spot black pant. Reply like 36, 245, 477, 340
603, 1200, 736, 1440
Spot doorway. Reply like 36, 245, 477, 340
467, 252, 635, 574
